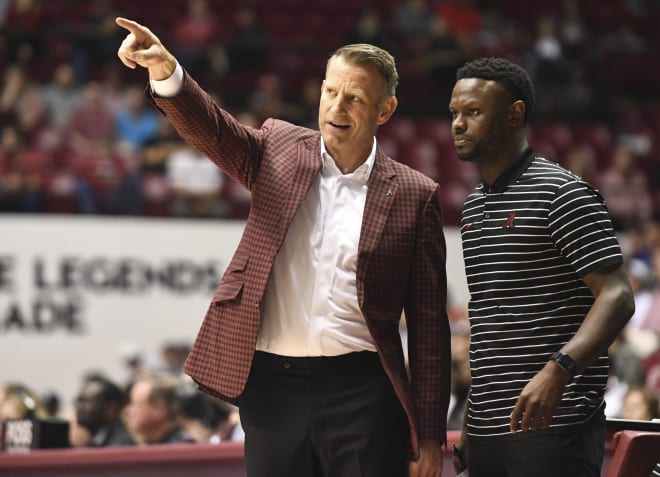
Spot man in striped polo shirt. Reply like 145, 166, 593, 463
448, 57, 635, 477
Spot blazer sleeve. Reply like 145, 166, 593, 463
148, 69, 270, 190
405, 184, 451, 442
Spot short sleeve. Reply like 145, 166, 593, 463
548, 180, 623, 277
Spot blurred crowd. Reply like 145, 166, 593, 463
0, 0, 659, 223
1, 0, 660, 449
0, 341, 245, 448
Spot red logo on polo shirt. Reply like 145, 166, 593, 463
503, 212, 516, 228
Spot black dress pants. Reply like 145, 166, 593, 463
238, 351, 408, 477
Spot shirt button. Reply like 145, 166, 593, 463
283, 362, 291, 369
254, 301, 260, 307
485, 213, 490, 219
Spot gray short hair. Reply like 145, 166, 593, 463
328, 44, 398, 98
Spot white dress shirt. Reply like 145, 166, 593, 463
152, 63, 376, 357
256, 139, 377, 356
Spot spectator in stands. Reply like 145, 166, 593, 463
74, 138, 141, 215
74, 374, 135, 447
172, 0, 221, 77
117, 16, 450, 476
68, 0, 124, 82
159, 342, 191, 377
174, 382, 237, 444
40, 390, 61, 418
423, 16, 466, 106
626, 258, 657, 331
393, 0, 432, 44
619, 386, 660, 421
431, 0, 481, 55
246, 72, 306, 125
346, 7, 398, 58
530, 16, 567, 84
115, 86, 159, 151
67, 81, 117, 154
3, 0, 47, 66
620, 256, 660, 395
97, 63, 129, 118
602, 23, 647, 56
138, 118, 181, 216
40, 62, 84, 128
166, 144, 225, 218
0, 382, 48, 423
0, 124, 46, 212
14, 84, 49, 144
605, 334, 644, 418
295, 77, 322, 130
644, 247, 660, 333
449, 57, 634, 477
0, 65, 29, 125
563, 143, 597, 184
598, 143, 653, 230
124, 373, 190, 445
224, 5, 269, 73
557, 0, 588, 60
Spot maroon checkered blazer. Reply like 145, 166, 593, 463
151, 72, 451, 457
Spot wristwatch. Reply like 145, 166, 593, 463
550, 351, 577, 376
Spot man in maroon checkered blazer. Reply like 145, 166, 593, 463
117, 16, 451, 477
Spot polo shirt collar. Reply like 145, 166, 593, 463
483, 146, 535, 194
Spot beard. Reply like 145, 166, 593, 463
455, 141, 480, 162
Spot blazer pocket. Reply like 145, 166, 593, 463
212, 280, 244, 304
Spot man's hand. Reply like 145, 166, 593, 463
510, 360, 570, 433
408, 438, 443, 477
116, 17, 176, 80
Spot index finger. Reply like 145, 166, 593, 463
510, 399, 524, 434
115, 17, 146, 35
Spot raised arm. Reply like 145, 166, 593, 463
116, 17, 176, 81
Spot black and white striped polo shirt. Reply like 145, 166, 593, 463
461, 147, 623, 438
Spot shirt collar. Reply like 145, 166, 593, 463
483, 146, 535, 194
320, 136, 377, 184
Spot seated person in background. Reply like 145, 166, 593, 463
174, 382, 239, 443
165, 144, 225, 218
618, 385, 660, 477
0, 382, 48, 423
597, 144, 652, 230
74, 374, 135, 447
124, 373, 191, 445
619, 386, 660, 421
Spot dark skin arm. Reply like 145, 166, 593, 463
510, 264, 634, 433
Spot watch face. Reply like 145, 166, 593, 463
555, 353, 576, 374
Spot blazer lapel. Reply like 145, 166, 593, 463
280, 135, 322, 234
357, 147, 397, 284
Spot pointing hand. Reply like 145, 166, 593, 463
116, 17, 176, 80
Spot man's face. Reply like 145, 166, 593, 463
318, 56, 396, 161
449, 78, 512, 163
125, 380, 162, 434
75, 381, 111, 432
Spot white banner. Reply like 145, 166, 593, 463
0, 215, 467, 411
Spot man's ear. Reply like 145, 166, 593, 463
509, 100, 525, 127
377, 96, 398, 126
